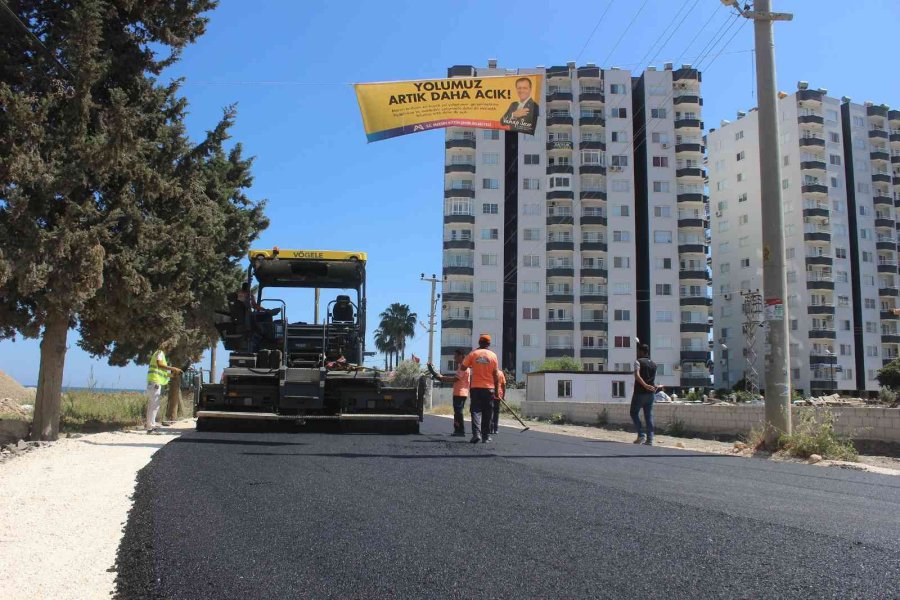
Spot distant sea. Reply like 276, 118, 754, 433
24, 386, 145, 394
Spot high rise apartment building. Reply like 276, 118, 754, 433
708, 85, 900, 394
440, 60, 711, 389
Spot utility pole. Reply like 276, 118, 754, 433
314, 288, 320, 325
421, 273, 443, 411
729, 0, 793, 442
209, 344, 217, 384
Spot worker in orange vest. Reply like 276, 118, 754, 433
490, 369, 507, 435
462, 334, 500, 443
429, 349, 471, 436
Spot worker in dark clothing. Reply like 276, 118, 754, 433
631, 343, 662, 445
462, 334, 500, 444
428, 349, 471, 436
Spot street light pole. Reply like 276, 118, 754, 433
730, 0, 794, 442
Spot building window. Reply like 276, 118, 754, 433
613, 204, 630, 217
523, 255, 540, 268
523, 228, 541, 241
614, 336, 631, 348
828, 132, 840, 143
612, 180, 630, 192
654, 231, 673, 244
582, 151, 603, 165
611, 107, 628, 118
482, 178, 500, 189
479, 306, 497, 319
782, 179, 790, 190
738, 214, 749, 225
613, 230, 631, 242
720, 263, 730, 273
522, 334, 535, 347
740, 258, 751, 268
651, 132, 669, 143
481, 254, 498, 266
483, 130, 500, 140
653, 181, 670, 193
736, 173, 744, 182
835, 248, 847, 259
655, 284, 672, 296
557, 380, 573, 398
783, 155, 790, 166
736, 151, 745, 161
524, 154, 540, 165
523, 281, 539, 294
655, 258, 672, 270
613, 256, 631, 268
829, 154, 841, 166
610, 83, 627, 94
738, 193, 747, 203
654, 206, 672, 218
735, 130, 744, 140
549, 176, 571, 189
656, 311, 673, 322
611, 131, 627, 142
482, 203, 499, 214
614, 309, 631, 321
651, 108, 667, 119
611, 155, 629, 167
612, 381, 626, 398
480, 280, 498, 293
481, 228, 499, 240
523, 178, 540, 190
522, 308, 540, 319
482, 152, 499, 165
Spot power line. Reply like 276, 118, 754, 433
0, 0, 75, 81
575, 0, 615, 63
601, 0, 650, 67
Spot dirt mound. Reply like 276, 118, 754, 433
0, 397, 29, 417
0, 370, 32, 404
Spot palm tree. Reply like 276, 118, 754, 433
379, 303, 417, 362
373, 328, 396, 370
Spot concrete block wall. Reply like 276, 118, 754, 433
521, 401, 900, 443
432, 387, 526, 407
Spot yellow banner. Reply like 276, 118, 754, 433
354, 74, 543, 142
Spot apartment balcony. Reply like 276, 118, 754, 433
809, 353, 838, 366
679, 269, 709, 281
547, 267, 575, 277
884, 357, 900, 366
810, 380, 838, 392
799, 136, 826, 148
441, 318, 473, 329
546, 164, 574, 175
578, 140, 606, 151
579, 214, 607, 226
872, 173, 892, 184
443, 214, 475, 225
674, 119, 703, 130
807, 303, 836, 315
546, 214, 575, 226
677, 217, 708, 229
579, 320, 608, 331
889, 109, 900, 123
580, 190, 607, 200
806, 275, 835, 290
680, 350, 710, 362
882, 334, 900, 345
804, 230, 831, 242
680, 296, 712, 307
445, 163, 476, 174
442, 266, 474, 276
675, 143, 704, 154
546, 347, 576, 358
881, 310, 900, 321
547, 90, 574, 103
579, 164, 606, 175
803, 206, 829, 219
444, 188, 475, 199
442, 292, 473, 302
676, 167, 705, 178
546, 241, 575, 252
877, 240, 897, 251
673, 67, 700, 81
801, 183, 828, 195
874, 195, 893, 206
579, 293, 608, 304
580, 241, 608, 252
546, 66, 569, 79
673, 95, 702, 106
894, 176, 900, 186
871, 150, 891, 162
796, 89, 824, 103
576, 66, 601, 79
445, 137, 476, 150
580, 347, 608, 359
547, 190, 575, 200
808, 327, 837, 340
677, 192, 708, 204
546, 140, 574, 151
578, 91, 605, 103
892, 155, 900, 165
443, 240, 475, 250
880, 287, 900, 297
547, 114, 574, 127
579, 115, 605, 127
867, 105, 889, 118
800, 160, 827, 172
805, 255, 833, 266
680, 322, 710, 333
680, 376, 712, 388
441, 346, 469, 356
580, 267, 608, 278
678, 243, 708, 254
891, 133, 900, 143
869, 129, 889, 140
876, 217, 896, 229
546, 320, 575, 332
798, 114, 824, 126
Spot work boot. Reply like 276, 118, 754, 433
483, 436, 493, 443
644, 438, 654, 446
470, 436, 480, 444
633, 435, 645, 444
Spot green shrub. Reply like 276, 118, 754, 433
595, 409, 609, 427
390, 360, 422, 387
777, 409, 858, 462
538, 357, 582, 372
664, 417, 688, 437
733, 390, 758, 404
876, 358, 900, 389
878, 387, 897, 404
60, 390, 147, 431
684, 389, 703, 402
549, 412, 566, 425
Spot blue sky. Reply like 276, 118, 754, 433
2, 0, 898, 388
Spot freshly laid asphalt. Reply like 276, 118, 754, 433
115, 416, 900, 599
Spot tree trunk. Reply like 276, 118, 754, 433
31, 311, 70, 441
166, 371, 182, 422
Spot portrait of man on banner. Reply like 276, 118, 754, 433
500, 77, 540, 133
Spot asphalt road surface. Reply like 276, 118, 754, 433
115, 416, 900, 599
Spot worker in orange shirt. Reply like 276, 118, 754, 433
490, 369, 507, 435
428, 349, 471, 436
462, 334, 500, 443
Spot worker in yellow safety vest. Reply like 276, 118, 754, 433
145, 344, 182, 434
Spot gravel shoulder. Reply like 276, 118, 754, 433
0, 420, 193, 600
432, 412, 900, 475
